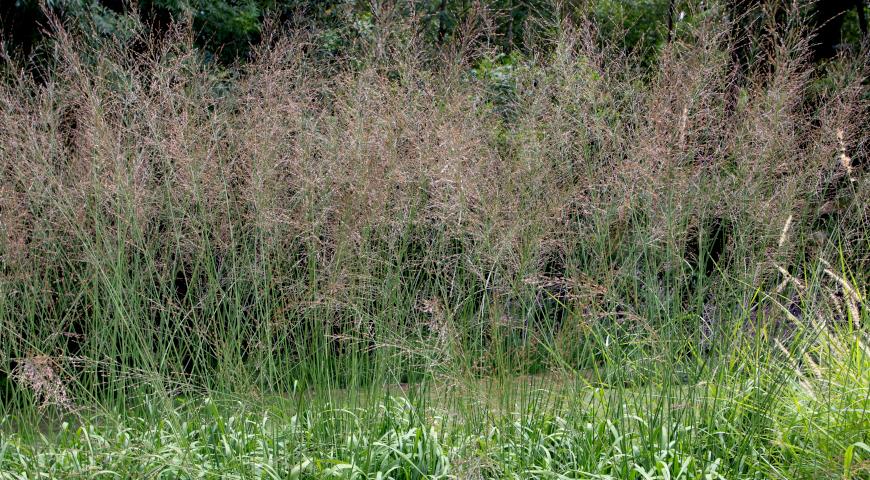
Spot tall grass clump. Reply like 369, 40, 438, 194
0, 2, 867, 478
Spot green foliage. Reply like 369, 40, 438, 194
591, 0, 671, 63
2, 336, 868, 478
141, 0, 268, 60
3, 1, 868, 65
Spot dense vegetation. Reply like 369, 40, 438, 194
0, 1, 868, 478
4, 1, 867, 62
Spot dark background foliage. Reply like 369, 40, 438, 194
4, 1, 864, 65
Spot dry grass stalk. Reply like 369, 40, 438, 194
774, 339, 815, 399
836, 128, 855, 181
774, 263, 805, 291
820, 258, 863, 329
777, 214, 792, 248
13, 355, 75, 412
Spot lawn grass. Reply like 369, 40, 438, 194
2, 343, 868, 479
